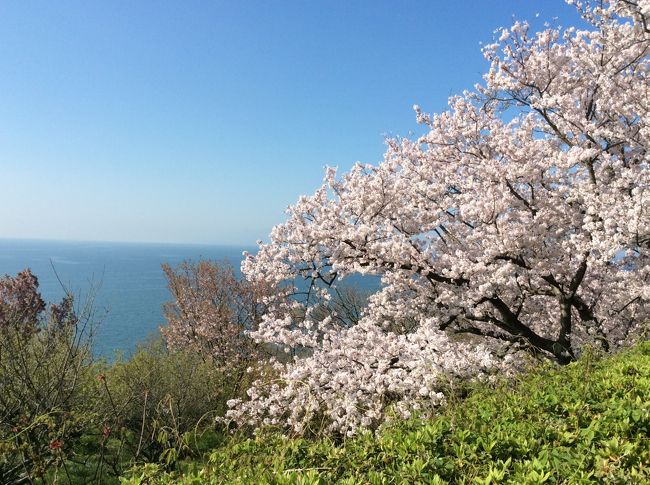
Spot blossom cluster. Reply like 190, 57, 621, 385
228, 0, 650, 435
228, 318, 507, 436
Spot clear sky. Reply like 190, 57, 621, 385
0, 1, 583, 246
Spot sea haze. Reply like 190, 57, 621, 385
0, 239, 379, 357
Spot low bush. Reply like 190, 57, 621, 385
0, 268, 258, 484
55, 336, 246, 483
100, 336, 235, 466
0, 270, 102, 485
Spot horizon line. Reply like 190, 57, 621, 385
0, 236, 261, 249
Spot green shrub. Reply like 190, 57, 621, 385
0, 274, 102, 484
98, 336, 243, 469
0, 328, 102, 484
122, 341, 650, 484
0, 269, 261, 484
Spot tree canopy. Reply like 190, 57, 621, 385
228, 0, 650, 435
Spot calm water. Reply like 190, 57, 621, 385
0, 239, 378, 357
0, 239, 254, 357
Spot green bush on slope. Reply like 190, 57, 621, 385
59, 336, 238, 483
122, 342, 650, 484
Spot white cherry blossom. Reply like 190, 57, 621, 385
228, 0, 650, 435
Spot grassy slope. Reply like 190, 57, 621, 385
123, 342, 650, 484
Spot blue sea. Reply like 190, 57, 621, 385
0, 239, 255, 357
0, 239, 377, 357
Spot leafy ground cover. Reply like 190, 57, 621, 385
121, 341, 650, 484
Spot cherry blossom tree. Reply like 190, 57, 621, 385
0, 269, 46, 334
228, 0, 650, 435
161, 260, 273, 368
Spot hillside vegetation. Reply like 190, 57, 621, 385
122, 341, 650, 484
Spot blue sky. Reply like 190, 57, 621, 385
0, 1, 583, 245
